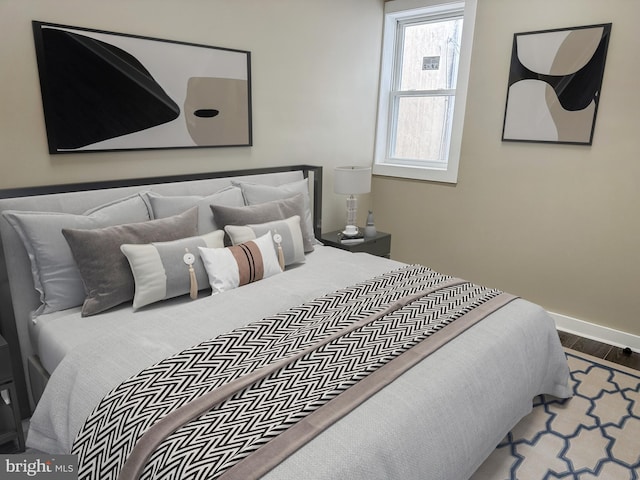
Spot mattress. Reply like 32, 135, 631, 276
31, 246, 401, 374
27, 246, 571, 479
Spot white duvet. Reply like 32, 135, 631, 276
27, 246, 571, 479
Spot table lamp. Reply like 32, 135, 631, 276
334, 166, 371, 237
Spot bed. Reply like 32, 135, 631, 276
0, 164, 571, 479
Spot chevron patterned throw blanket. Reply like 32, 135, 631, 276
71, 265, 516, 480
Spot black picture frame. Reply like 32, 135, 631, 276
502, 23, 611, 145
32, 21, 252, 154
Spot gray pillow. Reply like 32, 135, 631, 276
233, 179, 316, 250
225, 215, 305, 267
146, 186, 244, 234
2, 193, 151, 314
121, 230, 224, 309
62, 207, 198, 316
211, 194, 313, 252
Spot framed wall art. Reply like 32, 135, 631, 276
32, 21, 252, 154
502, 23, 611, 145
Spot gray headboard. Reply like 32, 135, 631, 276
0, 164, 322, 417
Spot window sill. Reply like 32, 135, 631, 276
372, 162, 458, 184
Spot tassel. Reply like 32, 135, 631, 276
183, 248, 198, 300
277, 243, 285, 271
189, 264, 198, 300
273, 232, 285, 271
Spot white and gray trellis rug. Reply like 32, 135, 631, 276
472, 349, 640, 479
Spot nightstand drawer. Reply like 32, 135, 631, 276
0, 334, 25, 452
346, 235, 391, 257
320, 230, 392, 258
0, 337, 11, 384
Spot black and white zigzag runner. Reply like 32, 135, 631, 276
71, 265, 504, 480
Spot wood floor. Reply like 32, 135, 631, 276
558, 330, 640, 371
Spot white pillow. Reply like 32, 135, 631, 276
199, 232, 282, 294
224, 215, 305, 267
121, 230, 224, 309
146, 186, 244, 234
2, 193, 151, 314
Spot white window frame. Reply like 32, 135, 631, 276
373, 0, 477, 183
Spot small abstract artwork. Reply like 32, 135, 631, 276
32, 21, 252, 154
502, 23, 611, 145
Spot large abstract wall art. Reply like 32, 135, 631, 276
32, 21, 252, 154
502, 23, 611, 145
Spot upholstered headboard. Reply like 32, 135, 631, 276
0, 165, 322, 417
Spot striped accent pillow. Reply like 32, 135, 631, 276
230, 241, 265, 285
199, 231, 282, 294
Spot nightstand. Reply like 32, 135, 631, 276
320, 230, 391, 258
0, 334, 25, 452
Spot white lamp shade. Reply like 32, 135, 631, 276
334, 166, 371, 195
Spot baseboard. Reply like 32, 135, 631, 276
550, 311, 640, 353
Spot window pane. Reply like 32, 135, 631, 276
400, 18, 463, 91
391, 95, 455, 162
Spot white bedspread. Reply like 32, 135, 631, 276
27, 246, 571, 479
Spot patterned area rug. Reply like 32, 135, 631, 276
472, 349, 640, 479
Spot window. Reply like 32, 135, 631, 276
374, 0, 477, 183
